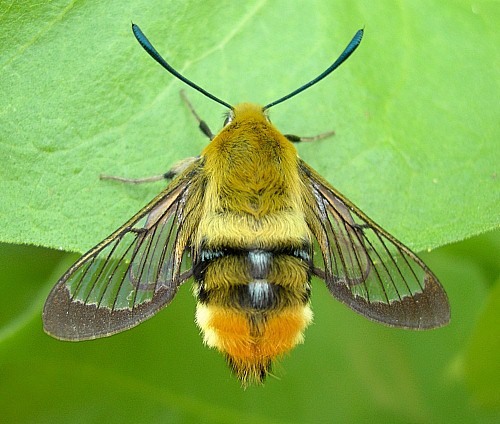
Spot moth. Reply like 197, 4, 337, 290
43, 24, 450, 385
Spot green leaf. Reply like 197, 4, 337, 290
1, 1, 498, 254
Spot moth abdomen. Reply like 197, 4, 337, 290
193, 244, 314, 383
193, 245, 312, 310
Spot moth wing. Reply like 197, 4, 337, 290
43, 163, 204, 340
300, 161, 450, 329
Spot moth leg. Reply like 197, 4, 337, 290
100, 156, 199, 183
285, 131, 335, 143
180, 89, 215, 140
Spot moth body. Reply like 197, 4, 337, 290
192, 104, 313, 382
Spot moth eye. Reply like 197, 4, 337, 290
223, 113, 234, 126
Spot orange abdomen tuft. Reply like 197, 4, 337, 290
196, 304, 313, 384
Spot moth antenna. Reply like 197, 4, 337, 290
132, 23, 233, 110
263, 28, 364, 110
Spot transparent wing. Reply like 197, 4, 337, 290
300, 161, 450, 329
43, 165, 204, 340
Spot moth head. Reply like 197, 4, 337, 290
223, 103, 271, 128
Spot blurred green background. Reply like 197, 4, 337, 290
0, 231, 499, 423
1, 1, 498, 423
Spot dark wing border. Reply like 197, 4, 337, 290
43, 161, 204, 340
300, 161, 450, 329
